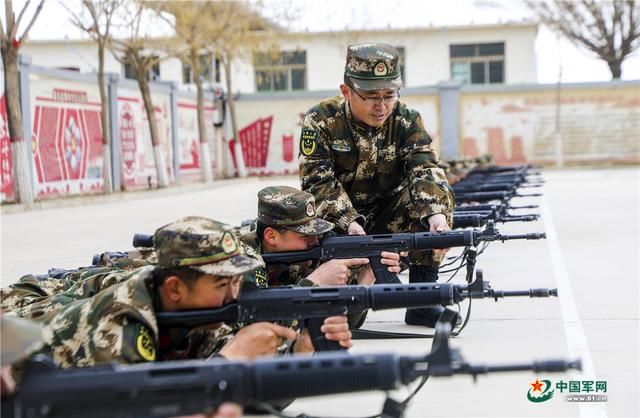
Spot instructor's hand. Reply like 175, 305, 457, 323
427, 214, 450, 258
347, 222, 366, 236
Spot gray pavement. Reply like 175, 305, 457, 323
1, 167, 638, 418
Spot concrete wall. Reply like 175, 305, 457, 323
3, 55, 636, 204
23, 40, 185, 86
229, 80, 639, 173
0, 61, 222, 203
230, 88, 441, 176
458, 82, 640, 165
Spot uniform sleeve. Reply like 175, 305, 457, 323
0, 275, 74, 315
44, 301, 157, 367
298, 112, 365, 232
399, 113, 455, 224
4, 269, 137, 321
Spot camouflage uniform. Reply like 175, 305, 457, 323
0, 248, 154, 318
298, 43, 454, 268
237, 227, 309, 288
32, 217, 262, 369
1, 315, 44, 365
0, 265, 146, 320
238, 186, 334, 288
239, 186, 367, 328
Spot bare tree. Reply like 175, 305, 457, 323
151, 1, 227, 183
526, 0, 640, 79
63, 0, 122, 193
0, 0, 44, 208
107, 1, 172, 188
207, 1, 282, 178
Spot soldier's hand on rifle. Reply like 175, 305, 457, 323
347, 221, 366, 235
0, 365, 15, 398
357, 251, 406, 286
173, 402, 243, 418
293, 315, 353, 353
307, 258, 369, 286
427, 213, 451, 257
219, 323, 297, 360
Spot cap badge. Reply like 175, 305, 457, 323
305, 202, 315, 217
221, 231, 237, 254
374, 62, 388, 76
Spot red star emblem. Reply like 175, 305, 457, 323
530, 378, 544, 392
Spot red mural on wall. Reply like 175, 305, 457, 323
60, 109, 89, 180
282, 135, 294, 162
229, 116, 273, 169
0, 94, 14, 201
120, 103, 137, 177
463, 127, 527, 165
31, 89, 104, 197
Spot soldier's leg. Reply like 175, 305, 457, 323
362, 187, 445, 327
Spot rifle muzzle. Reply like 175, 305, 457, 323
477, 359, 581, 374
491, 288, 558, 299
495, 232, 546, 242
532, 359, 582, 372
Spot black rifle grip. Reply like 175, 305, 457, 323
371, 256, 402, 284
1, 396, 14, 417
306, 317, 345, 352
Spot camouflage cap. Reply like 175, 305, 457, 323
258, 186, 334, 235
154, 216, 263, 277
344, 43, 403, 91
1, 315, 44, 365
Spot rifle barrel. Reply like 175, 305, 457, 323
471, 359, 580, 374
492, 232, 547, 242
491, 288, 558, 298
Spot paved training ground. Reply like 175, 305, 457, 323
1, 167, 638, 418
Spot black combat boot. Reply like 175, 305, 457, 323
404, 265, 444, 327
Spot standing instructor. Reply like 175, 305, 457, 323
298, 43, 455, 327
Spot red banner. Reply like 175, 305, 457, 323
229, 116, 273, 169
0, 94, 14, 201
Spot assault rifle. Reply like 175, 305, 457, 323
454, 190, 542, 204
155, 271, 557, 351
452, 212, 539, 229
455, 203, 539, 213
2, 311, 581, 418
132, 223, 545, 285
258, 223, 544, 284
455, 165, 541, 182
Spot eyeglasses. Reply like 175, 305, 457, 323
348, 85, 400, 105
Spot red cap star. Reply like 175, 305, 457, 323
530, 378, 544, 392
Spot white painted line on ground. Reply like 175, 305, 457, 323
541, 194, 608, 418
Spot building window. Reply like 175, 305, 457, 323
255, 50, 306, 92
57, 66, 80, 72
182, 53, 214, 84
123, 56, 161, 81
450, 42, 504, 84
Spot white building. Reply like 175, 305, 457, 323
21, 21, 538, 94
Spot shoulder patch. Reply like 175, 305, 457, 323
135, 324, 156, 361
254, 268, 268, 288
300, 129, 318, 157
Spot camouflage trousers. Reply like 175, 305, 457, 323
356, 185, 450, 267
